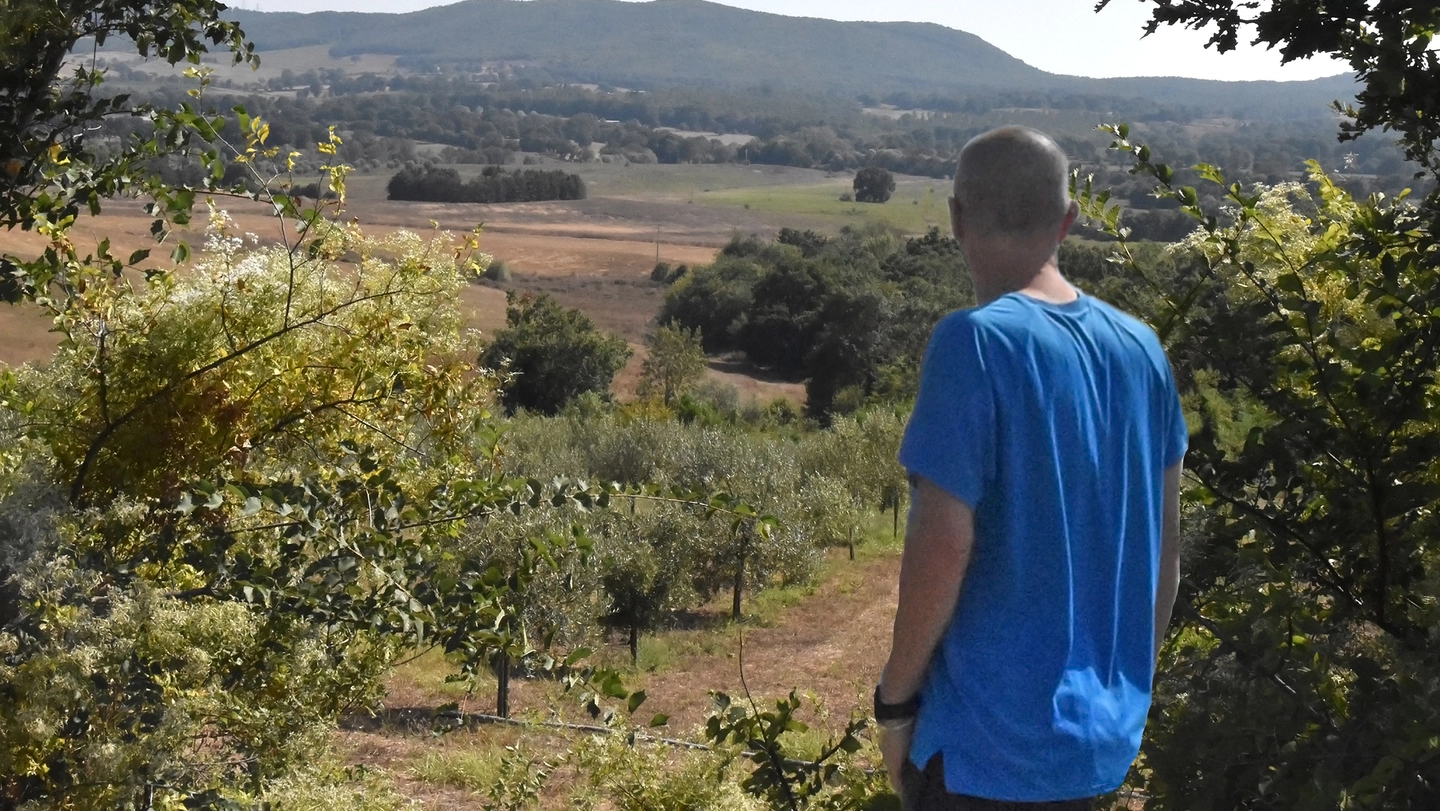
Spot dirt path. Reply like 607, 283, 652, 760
633, 552, 900, 734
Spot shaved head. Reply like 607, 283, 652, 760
953, 126, 1072, 241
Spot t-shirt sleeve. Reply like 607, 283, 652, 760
898, 315, 995, 510
1160, 359, 1188, 468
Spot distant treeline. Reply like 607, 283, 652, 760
113, 79, 1424, 233
386, 166, 586, 204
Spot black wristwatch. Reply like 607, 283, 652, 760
873, 684, 919, 722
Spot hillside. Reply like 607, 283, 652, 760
228, 0, 1353, 118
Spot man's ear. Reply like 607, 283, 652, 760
949, 196, 963, 240
1058, 200, 1079, 243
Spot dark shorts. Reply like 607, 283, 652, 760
901, 755, 1096, 811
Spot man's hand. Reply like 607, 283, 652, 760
878, 721, 914, 800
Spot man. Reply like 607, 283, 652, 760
876, 126, 1186, 810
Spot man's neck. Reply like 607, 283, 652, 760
972, 253, 1076, 307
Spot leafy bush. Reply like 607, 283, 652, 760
1082, 130, 1440, 809
484, 257, 513, 282
852, 167, 895, 204
569, 733, 761, 811
481, 291, 632, 415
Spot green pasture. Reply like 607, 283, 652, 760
571, 161, 837, 197
699, 176, 952, 233
350, 160, 955, 235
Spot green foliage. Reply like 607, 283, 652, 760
705, 691, 886, 811
663, 253, 764, 354
1083, 127, 1440, 809
481, 291, 632, 415
660, 227, 973, 419
569, 732, 762, 811
0, 0, 253, 303
597, 508, 700, 664
8, 217, 488, 506
1111, 0, 1440, 178
640, 323, 708, 405
495, 408, 911, 628
851, 168, 895, 204
483, 746, 554, 811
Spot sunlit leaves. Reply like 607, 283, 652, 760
1088, 127, 1440, 809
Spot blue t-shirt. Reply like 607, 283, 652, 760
898, 291, 1188, 802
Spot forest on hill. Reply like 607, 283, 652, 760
221, 0, 1359, 120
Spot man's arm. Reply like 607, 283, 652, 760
877, 475, 976, 798
880, 474, 976, 703
1153, 462, 1183, 659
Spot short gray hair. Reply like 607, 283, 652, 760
954, 126, 1071, 239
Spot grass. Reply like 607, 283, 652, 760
408, 747, 504, 792
389, 647, 493, 701
343, 160, 951, 236
699, 178, 950, 233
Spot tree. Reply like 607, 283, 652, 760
481, 291, 632, 415
639, 323, 707, 405
0, 209, 541, 805
852, 167, 895, 204
597, 510, 697, 666
1105, 0, 1440, 180
1, 0, 254, 303
1077, 129, 1440, 808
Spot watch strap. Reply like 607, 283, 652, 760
873, 684, 919, 722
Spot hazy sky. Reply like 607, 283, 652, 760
233, 0, 1348, 83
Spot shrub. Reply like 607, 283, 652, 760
638, 323, 707, 405
481, 291, 632, 415
852, 167, 895, 204
485, 258, 513, 282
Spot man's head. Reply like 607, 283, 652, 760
950, 126, 1076, 251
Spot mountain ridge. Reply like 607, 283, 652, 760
227, 0, 1354, 118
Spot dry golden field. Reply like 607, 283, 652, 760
0, 167, 844, 402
